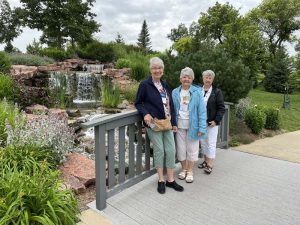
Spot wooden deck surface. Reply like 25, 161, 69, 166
89, 149, 300, 225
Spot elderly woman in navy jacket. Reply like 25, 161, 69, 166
198, 70, 225, 174
172, 67, 206, 183
135, 57, 184, 194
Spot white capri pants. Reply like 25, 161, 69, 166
176, 128, 199, 161
201, 125, 219, 159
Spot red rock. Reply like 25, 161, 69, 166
62, 153, 96, 187
63, 175, 86, 194
25, 104, 48, 114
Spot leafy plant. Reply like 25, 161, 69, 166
40, 47, 69, 61
263, 107, 281, 130
0, 164, 79, 225
0, 144, 57, 172
9, 53, 55, 66
48, 72, 72, 108
5, 112, 75, 164
77, 41, 115, 62
121, 82, 139, 103
126, 53, 150, 81
101, 77, 120, 108
116, 58, 130, 69
235, 97, 252, 120
0, 51, 11, 73
0, 99, 21, 146
0, 72, 19, 102
244, 106, 266, 134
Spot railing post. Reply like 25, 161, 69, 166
95, 125, 107, 210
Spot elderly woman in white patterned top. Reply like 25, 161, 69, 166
172, 67, 206, 183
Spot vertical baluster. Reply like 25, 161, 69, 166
95, 125, 106, 210
128, 124, 135, 178
136, 121, 143, 175
108, 129, 115, 188
118, 126, 126, 183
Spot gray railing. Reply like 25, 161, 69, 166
81, 103, 231, 211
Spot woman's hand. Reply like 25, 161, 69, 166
144, 114, 153, 126
197, 132, 204, 136
208, 121, 216, 127
172, 126, 178, 133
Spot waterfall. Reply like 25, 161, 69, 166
73, 72, 101, 104
82, 64, 104, 73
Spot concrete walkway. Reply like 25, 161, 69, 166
78, 131, 300, 225
232, 130, 300, 163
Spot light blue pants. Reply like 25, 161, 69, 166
146, 128, 176, 169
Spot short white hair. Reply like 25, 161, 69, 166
180, 67, 194, 80
202, 70, 215, 79
149, 57, 164, 69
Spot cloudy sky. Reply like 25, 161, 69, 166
0, 0, 274, 52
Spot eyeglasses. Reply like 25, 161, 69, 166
151, 67, 163, 70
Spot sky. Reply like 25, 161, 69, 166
1, 0, 297, 54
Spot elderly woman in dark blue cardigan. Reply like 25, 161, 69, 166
135, 57, 184, 194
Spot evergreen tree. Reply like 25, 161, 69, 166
264, 48, 292, 93
115, 33, 124, 44
0, 0, 22, 52
137, 20, 151, 52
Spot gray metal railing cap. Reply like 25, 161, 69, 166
81, 110, 140, 128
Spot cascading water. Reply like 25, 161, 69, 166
48, 64, 103, 106
73, 72, 101, 104
82, 64, 104, 73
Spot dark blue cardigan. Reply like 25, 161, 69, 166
135, 76, 177, 127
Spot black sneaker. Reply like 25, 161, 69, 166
157, 181, 165, 194
166, 180, 184, 192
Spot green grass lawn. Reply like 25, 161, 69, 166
248, 88, 300, 132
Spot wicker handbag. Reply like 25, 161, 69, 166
152, 117, 172, 132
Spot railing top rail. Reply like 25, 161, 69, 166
81, 110, 140, 129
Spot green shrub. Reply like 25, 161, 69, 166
48, 72, 72, 108
9, 53, 55, 66
40, 47, 68, 61
244, 106, 266, 134
102, 77, 120, 108
0, 72, 19, 102
0, 144, 57, 172
116, 58, 131, 69
126, 53, 149, 81
0, 165, 79, 225
263, 107, 280, 130
235, 97, 252, 120
0, 99, 21, 146
77, 41, 115, 62
5, 113, 75, 164
0, 51, 11, 73
122, 82, 139, 103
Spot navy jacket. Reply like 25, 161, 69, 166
206, 86, 225, 125
135, 76, 177, 127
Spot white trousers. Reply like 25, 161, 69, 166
201, 126, 219, 159
176, 128, 199, 161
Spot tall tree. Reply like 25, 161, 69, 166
167, 23, 189, 42
249, 0, 300, 55
264, 47, 292, 93
137, 20, 151, 52
198, 2, 239, 44
0, 0, 22, 52
115, 32, 124, 44
19, 0, 100, 48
